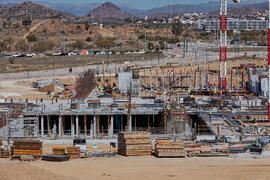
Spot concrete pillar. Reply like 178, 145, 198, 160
47, 115, 51, 137
58, 115, 62, 138
84, 115, 87, 137
150, 68, 152, 91
76, 115, 79, 137
148, 115, 150, 132
90, 117, 94, 138
155, 69, 158, 89
162, 69, 165, 89
71, 115, 75, 137
93, 115, 97, 137
128, 115, 132, 132
41, 116, 44, 138
109, 115, 114, 137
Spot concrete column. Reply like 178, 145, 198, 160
128, 115, 132, 132
47, 115, 51, 137
109, 115, 114, 137
90, 117, 94, 138
150, 68, 152, 91
71, 116, 75, 137
155, 69, 158, 89
58, 115, 62, 138
148, 115, 150, 132
93, 115, 97, 137
41, 116, 44, 138
84, 115, 87, 137
162, 69, 165, 89
76, 115, 79, 137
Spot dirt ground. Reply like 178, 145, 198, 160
0, 156, 270, 180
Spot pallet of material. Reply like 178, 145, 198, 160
53, 147, 66, 155
155, 138, 186, 158
198, 152, 229, 157
118, 132, 152, 156
66, 147, 80, 159
12, 140, 42, 159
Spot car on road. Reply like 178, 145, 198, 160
26, 53, 36, 57
68, 51, 79, 56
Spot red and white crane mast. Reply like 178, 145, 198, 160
219, 0, 227, 91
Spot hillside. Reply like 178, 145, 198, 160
0, 1, 75, 20
142, 1, 267, 17
87, 2, 133, 22
210, 2, 267, 16
37, 2, 100, 17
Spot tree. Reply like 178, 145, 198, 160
124, 18, 132, 23
26, 34, 37, 42
22, 19, 32, 26
95, 38, 115, 49
172, 21, 183, 36
0, 41, 7, 53
159, 41, 165, 50
84, 22, 90, 31
86, 37, 92, 42
74, 69, 96, 99
148, 42, 154, 51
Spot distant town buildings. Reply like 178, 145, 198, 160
197, 18, 268, 31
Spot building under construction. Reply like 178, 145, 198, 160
0, 64, 269, 142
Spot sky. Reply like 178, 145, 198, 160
0, 0, 267, 10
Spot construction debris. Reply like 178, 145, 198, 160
118, 131, 152, 156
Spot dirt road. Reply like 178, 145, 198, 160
1, 156, 270, 180
23, 19, 51, 40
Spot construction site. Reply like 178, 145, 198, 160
0, 0, 270, 179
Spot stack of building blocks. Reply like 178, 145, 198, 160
12, 140, 42, 160
52, 147, 66, 155
118, 131, 152, 156
155, 138, 186, 158
66, 147, 80, 159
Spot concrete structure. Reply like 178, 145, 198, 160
118, 72, 132, 93
197, 19, 268, 31
249, 67, 269, 97
0, 97, 193, 139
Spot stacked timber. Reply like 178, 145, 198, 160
13, 140, 42, 159
66, 147, 80, 159
52, 147, 65, 155
118, 131, 152, 156
155, 138, 186, 158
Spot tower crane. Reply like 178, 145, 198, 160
219, 0, 240, 91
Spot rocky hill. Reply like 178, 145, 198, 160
210, 2, 267, 16
0, 1, 75, 20
87, 2, 133, 22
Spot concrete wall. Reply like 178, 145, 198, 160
118, 72, 132, 93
